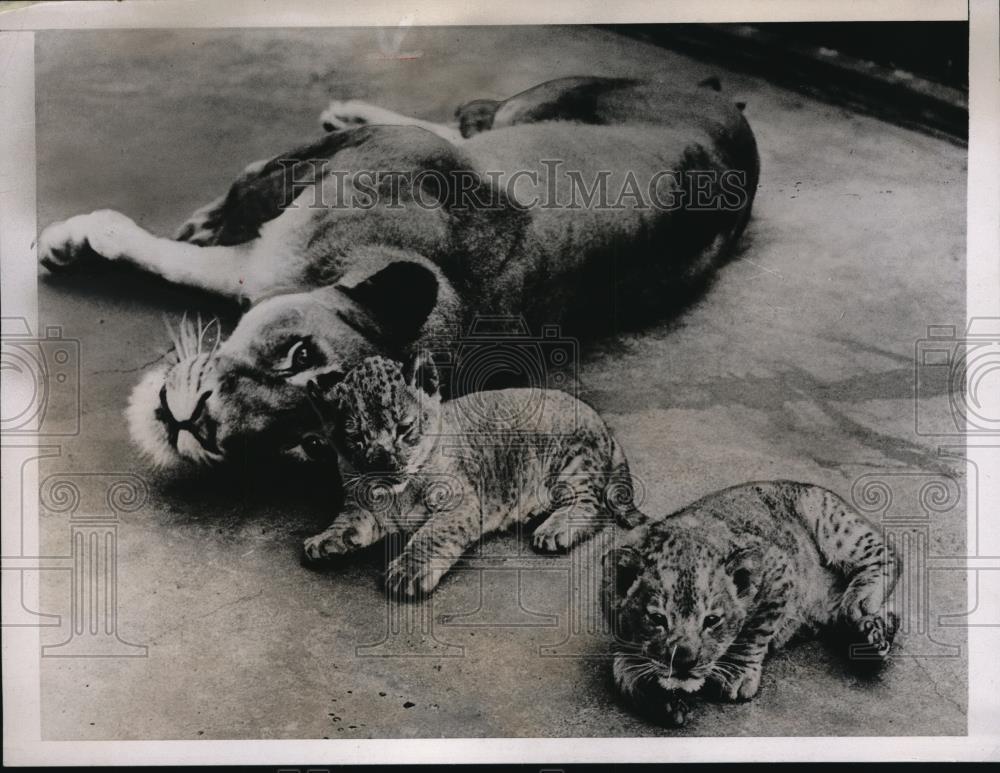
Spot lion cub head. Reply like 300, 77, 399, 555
301, 353, 442, 478
603, 529, 760, 694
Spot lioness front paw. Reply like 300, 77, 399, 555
38, 210, 138, 272
384, 552, 442, 600
37, 215, 99, 271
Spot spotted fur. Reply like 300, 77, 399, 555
301, 354, 638, 598
603, 481, 901, 726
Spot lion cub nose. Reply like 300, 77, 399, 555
673, 644, 699, 670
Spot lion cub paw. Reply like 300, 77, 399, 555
721, 664, 762, 702
531, 510, 577, 554
384, 552, 443, 600
660, 694, 690, 727
856, 613, 898, 659
302, 527, 360, 562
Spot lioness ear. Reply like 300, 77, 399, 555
698, 75, 723, 92
336, 260, 440, 349
725, 547, 759, 599
404, 350, 440, 398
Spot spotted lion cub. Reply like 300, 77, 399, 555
301, 353, 637, 598
603, 481, 901, 727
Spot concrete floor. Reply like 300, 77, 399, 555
35, 27, 967, 739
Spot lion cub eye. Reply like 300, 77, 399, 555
702, 614, 722, 630
301, 433, 330, 460
396, 416, 417, 439
647, 612, 669, 629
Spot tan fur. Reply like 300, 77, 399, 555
38, 76, 758, 470
603, 481, 901, 726
301, 354, 638, 598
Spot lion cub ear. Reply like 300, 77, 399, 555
725, 547, 760, 599
305, 379, 340, 424
404, 350, 440, 398
603, 546, 643, 597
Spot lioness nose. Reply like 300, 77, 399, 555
158, 386, 219, 455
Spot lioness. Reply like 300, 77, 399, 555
37, 76, 759, 470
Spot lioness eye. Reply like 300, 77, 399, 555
280, 339, 316, 373
703, 614, 722, 629
648, 612, 668, 629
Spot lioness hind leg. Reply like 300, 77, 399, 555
174, 158, 270, 245
319, 99, 463, 143
173, 193, 229, 245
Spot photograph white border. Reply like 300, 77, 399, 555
2, 0, 996, 764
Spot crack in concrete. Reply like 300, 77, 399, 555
90, 351, 169, 375
590, 363, 961, 476
809, 391, 959, 477
196, 588, 265, 619
904, 645, 967, 717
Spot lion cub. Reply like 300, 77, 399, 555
603, 481, 901, 727
301, 353, 636, 598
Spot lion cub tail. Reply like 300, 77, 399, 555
606, 437, 649, 530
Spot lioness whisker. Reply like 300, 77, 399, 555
162, 314, 183, 363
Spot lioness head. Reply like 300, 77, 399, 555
125, 255, 461, 470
